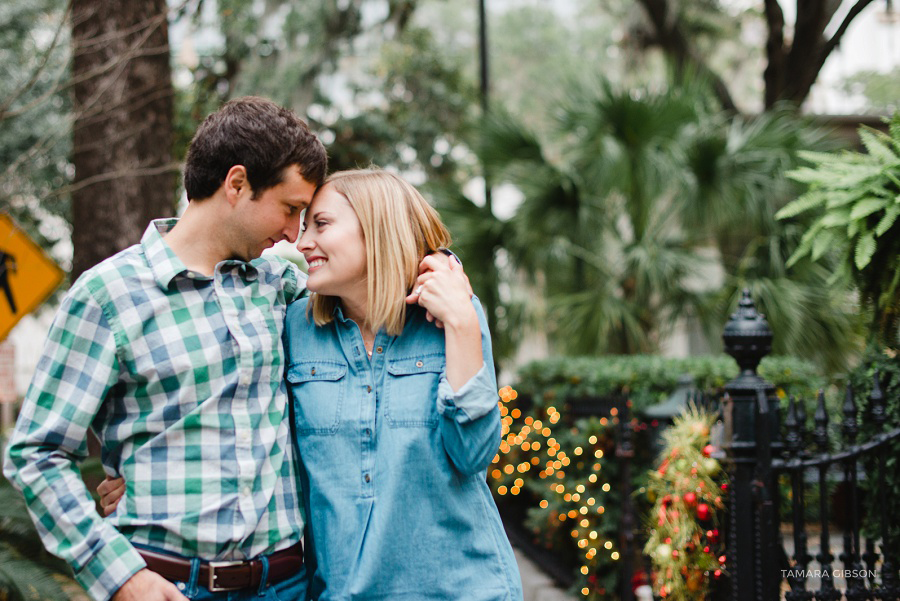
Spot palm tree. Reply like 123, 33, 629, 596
463, 77, 860, 369
471, 81, 710, 355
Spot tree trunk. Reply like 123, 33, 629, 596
71, 0, 175, 279
637, 0, 879, 112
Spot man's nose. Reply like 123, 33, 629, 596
284, 220, 300, 244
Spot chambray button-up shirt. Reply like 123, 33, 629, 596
3, 219, 305, 601
285, 298, 523, 601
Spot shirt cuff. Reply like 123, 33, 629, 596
437, 363, 497, 422
75, 533, 146, 601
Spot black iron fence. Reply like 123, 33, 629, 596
718, 291, 900, 601
497, 290, 900, 600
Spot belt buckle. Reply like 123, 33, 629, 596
207, 559, 247, 592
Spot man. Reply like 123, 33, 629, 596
0, 250, 16, 314
3, 96, 327, 601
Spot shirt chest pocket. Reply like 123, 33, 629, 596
286, 361, 346, 436
385, 355, 444, 428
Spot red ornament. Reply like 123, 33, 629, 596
718, 555, 726, 564
672, 550, 679, 559
713, 569, 722, 580
683, 492, 698, 507
707, 529, 720, 544
720, 482, 729, 492
703, 546, 710, 553
696, 503, 711, 521
702, 444, 715, 457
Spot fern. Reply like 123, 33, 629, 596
854, 231, 876, 270
849, 197, 889, 220
876, 205, 900, 237
859, 128, 900, 165
775, 189, 826, 219
782, 112, 900, 344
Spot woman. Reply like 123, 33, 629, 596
288, 169, 521, 601
101, 169, 522, 601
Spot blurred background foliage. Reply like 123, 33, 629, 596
3, 0, 887, 371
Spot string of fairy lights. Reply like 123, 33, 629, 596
491, 386, 620, 598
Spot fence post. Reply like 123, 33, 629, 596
722, 290, 778, 601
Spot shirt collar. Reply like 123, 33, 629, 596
142, 219, 189, 290
332, 302, 349, 323
141, 218, 262, 289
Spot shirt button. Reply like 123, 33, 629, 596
376, 346, 383, 354
311, 367, 316, 375
364, 428, 372, 437
364, 474, 371, 483
242, 486, 251, 497
367, 385, 372, 393
415, 360, 424, 367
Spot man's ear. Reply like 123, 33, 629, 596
223, 165, 249, 206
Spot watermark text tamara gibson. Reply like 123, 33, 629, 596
782, 569, 877, 579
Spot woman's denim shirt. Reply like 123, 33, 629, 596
284, 297, 522, 601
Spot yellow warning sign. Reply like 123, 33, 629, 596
0, 214, 65, 341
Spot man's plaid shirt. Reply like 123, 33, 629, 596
3, 219, 306, 601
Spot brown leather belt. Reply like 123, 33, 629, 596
138, 542, 303, 592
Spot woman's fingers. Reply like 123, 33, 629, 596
418, 253, 453, 275
448, 258, 473, 297
405, 271, 437, 304
97, 476, 124, 497
97, 476, 126, 515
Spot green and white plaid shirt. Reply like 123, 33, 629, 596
3, 219, 306, 601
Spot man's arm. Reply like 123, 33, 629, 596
2, 283, 146, 601
264, 255, 308, 303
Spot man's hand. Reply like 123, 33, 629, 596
111, 569, 189, 601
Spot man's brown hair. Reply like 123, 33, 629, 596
183, 96, 327, 200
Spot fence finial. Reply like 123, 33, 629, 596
722, 289, 772, 375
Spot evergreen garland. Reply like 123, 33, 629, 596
644, 407, 727, 600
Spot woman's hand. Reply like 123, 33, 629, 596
406, 255, 483, 391
406, 252, 472, 328
97, 475, 126, 516
406, 256, 477, 330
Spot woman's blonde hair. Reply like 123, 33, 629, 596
309, 168, 452, 335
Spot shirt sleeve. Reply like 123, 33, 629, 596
2, 283, 145, 601
280, 259, 309, 302
435, 297, 502, 475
